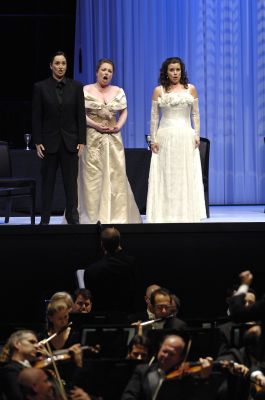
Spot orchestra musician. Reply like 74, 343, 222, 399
121, 334, 213, 400
0, 330, 40, 400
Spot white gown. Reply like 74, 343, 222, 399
78, 88, 142, 224
146, 90, 206, 223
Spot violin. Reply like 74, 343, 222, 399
165, 359, 243, 380
34, 344, 100, 369
165, 361, 210, 379
165, 360, 265, 393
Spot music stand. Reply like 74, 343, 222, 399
81, 324, 137, 358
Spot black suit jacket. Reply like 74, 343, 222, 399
0, 360, 24, 400
32, 77, 86, 153
217, 320, 236, 355
164, 317, 187, 330
121, 363, 216, 400
84, 250, 136, 314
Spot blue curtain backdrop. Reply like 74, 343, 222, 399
74, 0, 265, 205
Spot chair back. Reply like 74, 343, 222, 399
0, 141, 12, 177
199, 138, 210, 187
199, 138, 210, 217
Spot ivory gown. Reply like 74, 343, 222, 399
78, 88, 142, 224
146, 90, 206, 223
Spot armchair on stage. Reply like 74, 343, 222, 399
0, 141, 36, 224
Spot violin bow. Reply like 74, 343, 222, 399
178, 338, 192, 375
37, 322, 73, 400
45, 340, 68, 400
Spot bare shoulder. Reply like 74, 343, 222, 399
113, 85, 124, 94
83, 84, 94, 91
188, 84, 198, 98
152, 86, 161, 101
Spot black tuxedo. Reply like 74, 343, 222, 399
84, 249, 136, 315
121, 363, 216, 400
32, 76, 86, 224
0, 360, 24, 400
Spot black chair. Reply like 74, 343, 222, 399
199, 137, 210, 218
0, 141, 36, 224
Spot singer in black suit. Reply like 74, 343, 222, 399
32, 50, 86, 224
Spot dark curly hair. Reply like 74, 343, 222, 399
159, 57, 189, 92
96, 58, 115, 73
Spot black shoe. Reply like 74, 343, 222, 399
39, 220, 49, 225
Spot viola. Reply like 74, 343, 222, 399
34, 344, 100, 369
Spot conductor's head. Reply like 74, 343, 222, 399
101, 227, 121, 254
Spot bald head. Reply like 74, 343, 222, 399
18, 367, 42, 387
146, 284, 161, 299
158, 335, 186, 371
101, 227, 121, 253
145, 284, 161, 311
18, 368, 54, 399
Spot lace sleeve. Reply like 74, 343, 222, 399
191, 98, 200, 136
150, 100, 159, 143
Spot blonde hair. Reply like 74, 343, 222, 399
46, 300, 69, 330
0, 330, 36, 362
50, 291, 73, 310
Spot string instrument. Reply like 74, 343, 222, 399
34, 344, 101, 369
165, 360, 212, 380
165, 359, 247, 380
165, 360, 264, 394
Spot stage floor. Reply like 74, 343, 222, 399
0, 205, 265, 225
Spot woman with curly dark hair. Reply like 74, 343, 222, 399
146, 57, 206, 223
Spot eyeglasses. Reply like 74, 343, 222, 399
154, 304, 172, 311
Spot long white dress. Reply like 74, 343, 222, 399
146, 90, 206, 223
78, 88, 142, 224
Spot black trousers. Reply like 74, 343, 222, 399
40, 140, 79, 223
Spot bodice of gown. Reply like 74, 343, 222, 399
84, 88, 127, 127
158, 91, 195, 128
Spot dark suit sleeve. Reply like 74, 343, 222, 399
229, 294, 265, 322
76, 83, 86, 145
32, 82, 43, 145
121, 365, 146, 400
1, 367, 23, 400
83, 266, 93, 291
166, 317, 187, 330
